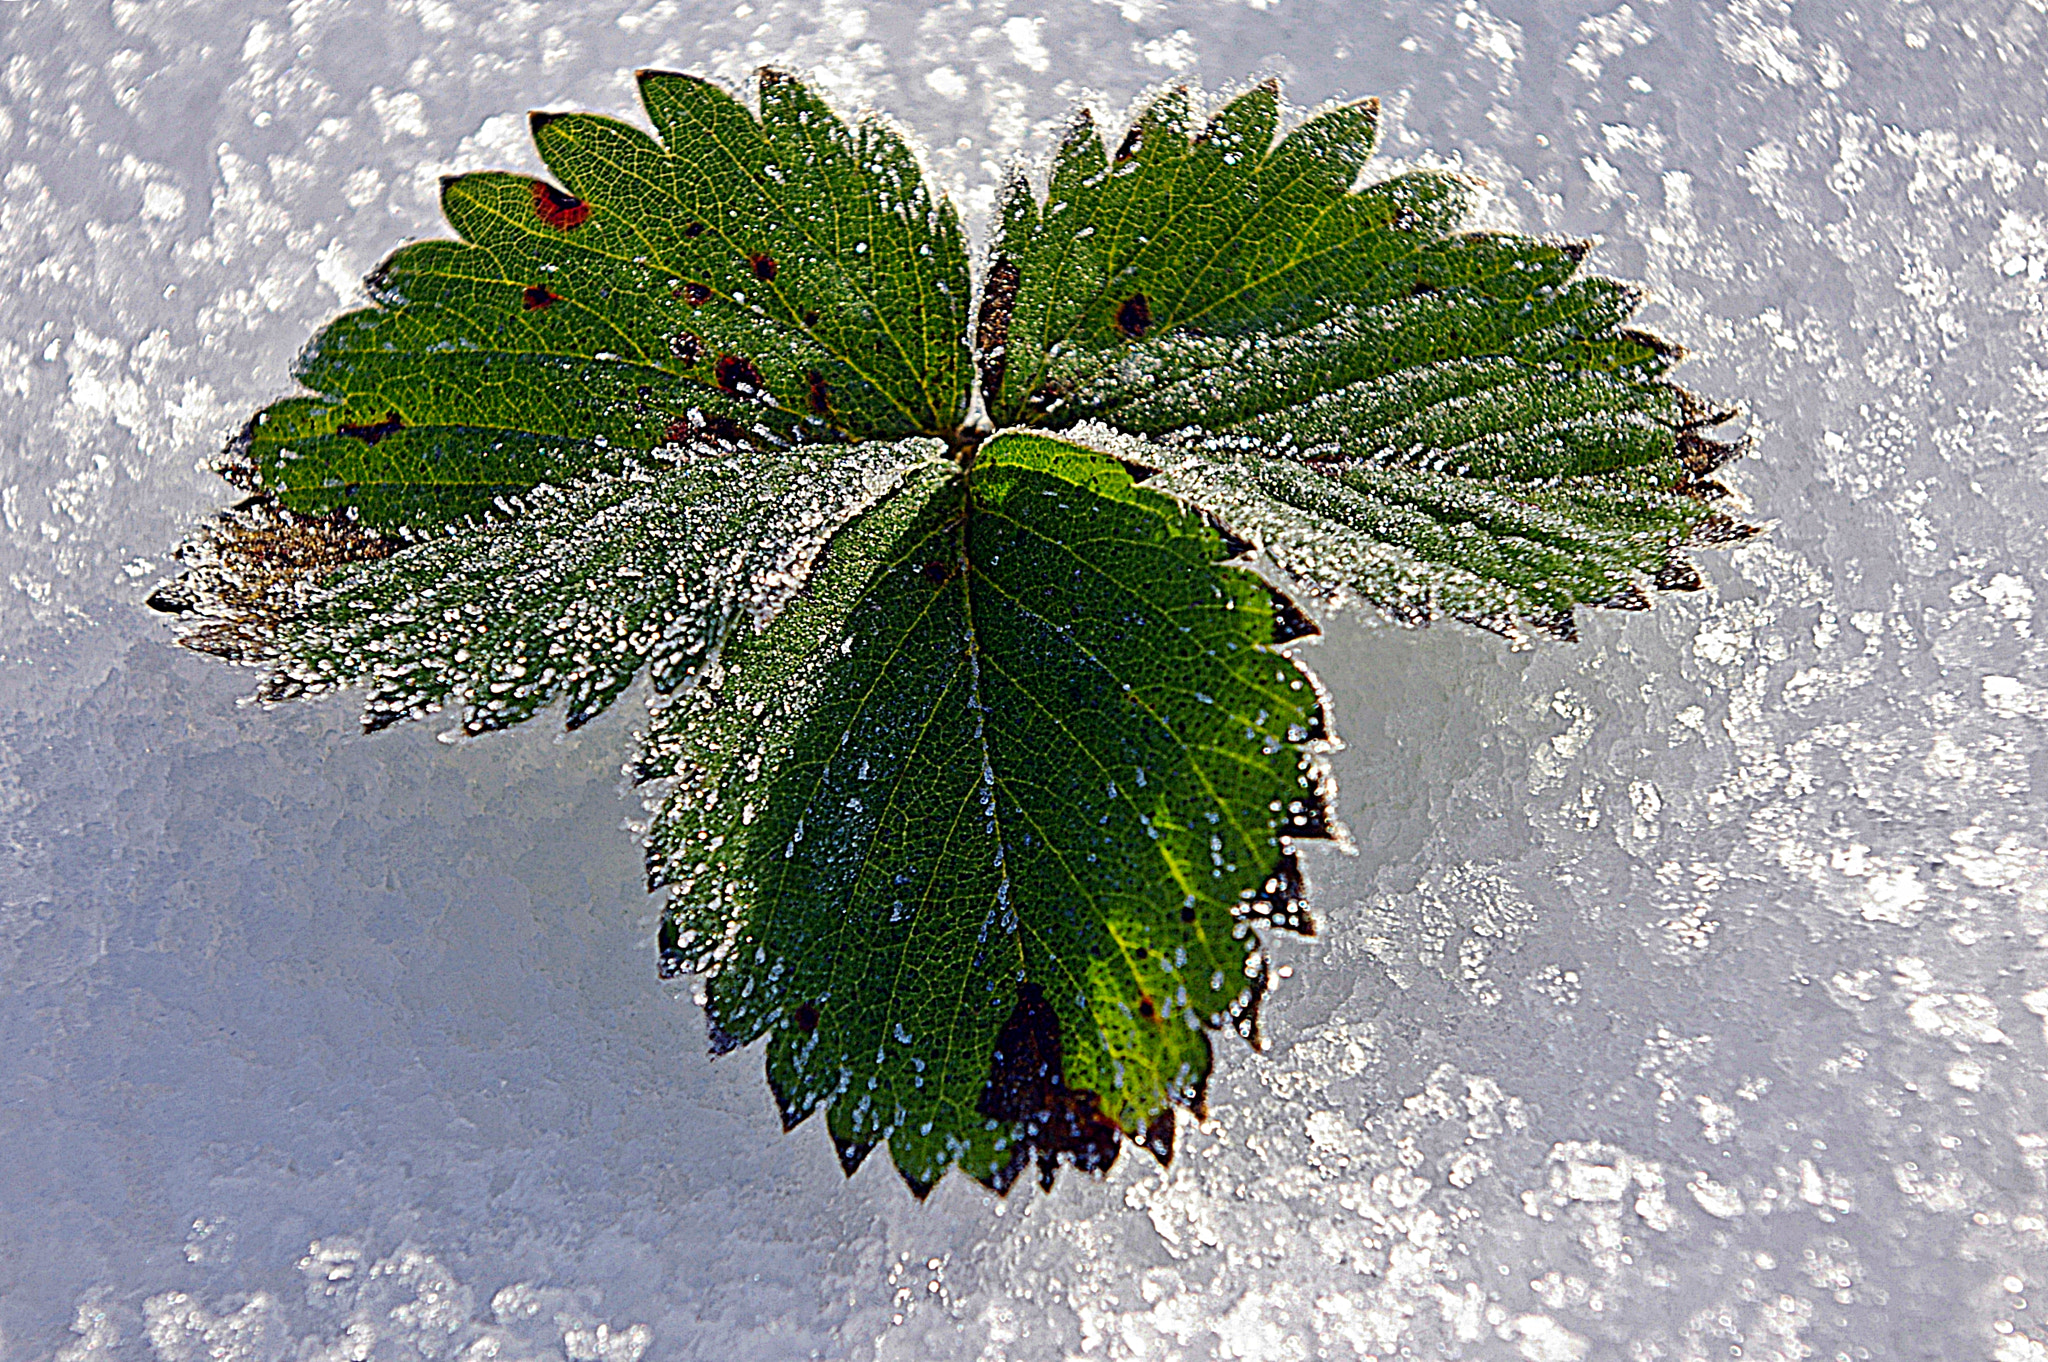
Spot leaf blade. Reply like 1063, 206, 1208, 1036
245, 71, 970, 540
647, 430, 1330, 1192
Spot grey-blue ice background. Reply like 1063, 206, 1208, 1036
3, 0, 2046, 1357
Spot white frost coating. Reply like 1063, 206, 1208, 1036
186, 438, 944, 734
7, 0, 2048, 1358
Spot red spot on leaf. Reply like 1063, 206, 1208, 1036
794, 1003, 819, 1033
749, 253, 777, 282
669, 333, 703, 365
1115, 293, 1151, 340
684, 220, 706, 237
521, 285, 557, 310
530, 180, 590, 229
679, 281, 712, 307
714, 353, 763, 397
806, 368, 830, 415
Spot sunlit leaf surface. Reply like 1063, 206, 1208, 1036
981, 80, 1746, 639
154, 70, 1749, 1195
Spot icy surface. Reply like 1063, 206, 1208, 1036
3, 0, 2046, 1357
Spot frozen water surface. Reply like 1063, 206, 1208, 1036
3, 0, 2046, 1356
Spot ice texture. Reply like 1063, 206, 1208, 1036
3, 0, 2046, 1358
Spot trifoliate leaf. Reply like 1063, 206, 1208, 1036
154, 72, 1758, 1196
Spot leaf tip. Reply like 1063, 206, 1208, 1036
1619, 325, 1686, 365
1601, 582, 1653, 612
705, 1013, 743, 1056
1679, 429, 1748, 475
1653, 558, 1706, 593
834, 1137, 875, 1177
528, 109, 567, 138
1264, 582, 1320, 645
1141, 1107, 1176, 1168
770, 1072, 809, 1133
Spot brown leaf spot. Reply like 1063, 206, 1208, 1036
749, 253, 778, 282
919, 559, 954, 585
1602, 582, 1653, 611
683, 220, 706, 237
793, 1002, 819, 1034
1115, 293, 1152, 340
679, 281, 712, 307
521, 285, 558, 311
977, 257, 1020, 406
714, 353, 763, 398
149, 497, 395, 672
337, 412, 404, 446
978, 983, 1125, 1194
530, 180, 590, 230
806, 369, 831, 415
801, 309, 820, 327
668, 332, 703, 365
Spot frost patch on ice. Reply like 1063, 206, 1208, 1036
86, 1240, 654, 1362
1508, 1314, 1588, 1362
1895, 956, 2010, 1045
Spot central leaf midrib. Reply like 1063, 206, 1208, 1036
959, 463, 1266, 1054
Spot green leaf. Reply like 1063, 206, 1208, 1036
246, 68, 972, 537
981, 81, 1745, 639
641, 431, 1326, 1194
155, 73, 1757, 1196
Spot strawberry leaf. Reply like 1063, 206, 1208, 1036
155, 72, 1754, 1196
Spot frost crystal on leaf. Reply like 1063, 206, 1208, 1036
154, 70, 1751, 1197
